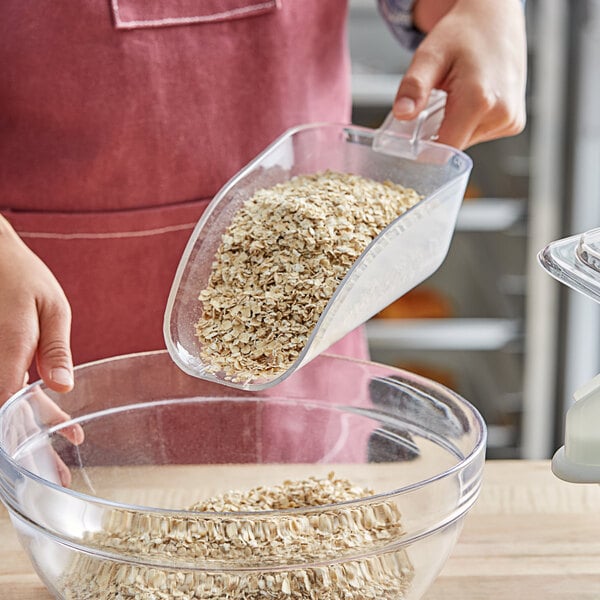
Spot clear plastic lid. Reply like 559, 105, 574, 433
538, 227, 600, 303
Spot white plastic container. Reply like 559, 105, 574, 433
539, 228, 600, 482
164, 94, 472, 390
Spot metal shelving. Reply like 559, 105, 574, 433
455, 199, 526, 232
366, 318, 521, 351
348, 0, 531, 458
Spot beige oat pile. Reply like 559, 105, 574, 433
62, 473, 414, 599
195, 170, 422, 381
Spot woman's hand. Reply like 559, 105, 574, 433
0, 216, 74, 404
393, 0, 527, 149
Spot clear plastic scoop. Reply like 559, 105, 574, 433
164, 92, 473, 390
539, 228, 600, 483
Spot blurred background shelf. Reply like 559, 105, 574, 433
455, 199, 526, 232
351, 73, 399, 107
366, 319, 521, 351
352, 0, 600, 460
347, 0, 543, 460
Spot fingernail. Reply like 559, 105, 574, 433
68, 423, 85, 445
50, 367, 73, 388
394, 96, 416, 117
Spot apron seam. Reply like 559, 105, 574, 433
17, 222, 196, 240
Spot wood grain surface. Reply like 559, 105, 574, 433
1, 461, 599, 599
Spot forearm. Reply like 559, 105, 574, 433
412, 0, 457, 33
413, 0, 524, 33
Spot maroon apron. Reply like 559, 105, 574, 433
0, 0, 368, 367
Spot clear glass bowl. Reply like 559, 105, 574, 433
0, 352, 486, 600
164, 117, 472, 390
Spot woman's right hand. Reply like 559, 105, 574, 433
392, 0, 527, 149
0, 215, 74, 405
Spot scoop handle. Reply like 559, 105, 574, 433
372, 89, 447, 158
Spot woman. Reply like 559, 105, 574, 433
0, 0, 527, 404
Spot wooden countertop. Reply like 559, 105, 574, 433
1, 461, 599, 599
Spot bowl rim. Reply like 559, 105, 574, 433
0, 351, 487, 518
5, 493, 477, 571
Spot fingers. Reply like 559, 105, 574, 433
437, 82, 526, 149
394, 62, 526, 150
54, 451, 73, 488
0, 312, 38, 404
393, 47, 450, 121
35, 297, 74, 394
391, 0, 527, 149
1, 299, 74, 400
35, 295, 83, 447
435, 83, 490, 149
391, 44, 482, 149
29, 386, 85, 446
465, 97, 527, 148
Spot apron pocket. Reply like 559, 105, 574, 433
110, 0, 281, 30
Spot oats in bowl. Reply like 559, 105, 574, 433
63, 473, 414, 599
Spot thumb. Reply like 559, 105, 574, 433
36, 301, 74, 393
393, 47, 449, 120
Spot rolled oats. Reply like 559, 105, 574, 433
195, 171, 422, 381
62, 473, 414, 599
